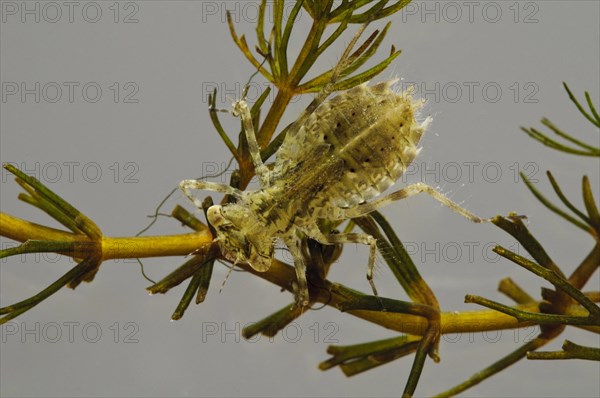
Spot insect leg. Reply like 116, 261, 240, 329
345, 182, 487, 223
284, 235, 310, 307
179, 179, 242, 209
308, 228, 380, 297
231, 99, 271, 187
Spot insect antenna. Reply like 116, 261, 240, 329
136, 156, 235, 238
134, 157, 236, 284
241, 55, 269, 101
218, 260, 246, 294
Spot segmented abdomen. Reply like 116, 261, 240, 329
274, 80, 428, 217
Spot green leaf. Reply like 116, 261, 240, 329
582, 175, 600, 229
521, 172, 591, 233
5, 164, 101, 238
563, 82, 600, 128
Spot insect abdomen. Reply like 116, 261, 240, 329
315, 81, 427, 209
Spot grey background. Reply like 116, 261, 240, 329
1, 1, 599, 397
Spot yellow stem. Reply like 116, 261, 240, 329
3, 211, 596, 336
0, 212, 78, 242
1, 211, 213, 261
101, 232, 213, 260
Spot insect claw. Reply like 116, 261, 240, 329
291, 281, 310, 308
368, 278, 379, 298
